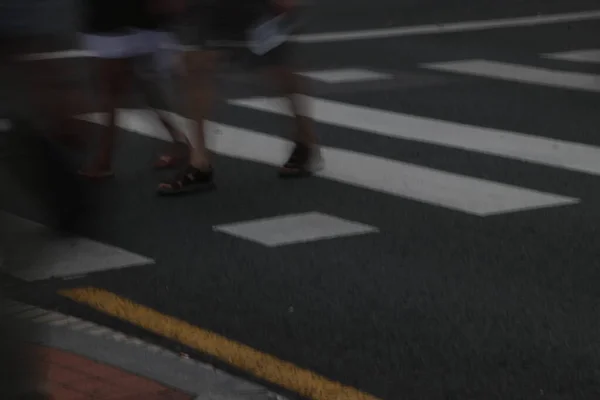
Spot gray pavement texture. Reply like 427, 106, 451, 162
2, 1, 600, 400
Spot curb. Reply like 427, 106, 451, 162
3, 300, 289, 400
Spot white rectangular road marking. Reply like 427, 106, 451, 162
81, 109, 578, 216
292, 10, 600, 43
0, 212, 153, 281
230, 96, 600, 177
17, 49, 93, 61
214, 212, 378, 247
543, 49, 600, 63
299, 69, 392, 83
423, 59, 600, 92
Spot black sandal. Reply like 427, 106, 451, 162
157, 165, 215, 195
279, 142, 321, 178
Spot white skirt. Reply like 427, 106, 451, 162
81, 30, 183, 77
82, 31, 154, 59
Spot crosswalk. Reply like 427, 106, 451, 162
4, 45, 599, 281
424, 59, 600, 93
0, 212, 153, 281
424, 48, 600, 93
79, 48, 600, 217
543, 49, 600, 64
85, 108, 580, 216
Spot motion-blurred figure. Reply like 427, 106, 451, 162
0, 0, 88, 233
157, 0, 322, 195
78, 0, 190, 179
0, 0, 87, 398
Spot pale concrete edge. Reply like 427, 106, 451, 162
6, 301, 288, 400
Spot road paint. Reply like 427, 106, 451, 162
60, 287, 381, 400
0, 212, 153, 281
214, 212, 378, 247
17, 49, 92, 61
543, 48, 600, 63
423, 59, 600, 92
79, 109, 578, 216
6, 300, 278, 399
231, 96, 600, 177
299, 68, 392, 83
292, 10, 600, 43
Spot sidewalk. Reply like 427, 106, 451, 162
36, 344, 193, 399
5, 301, 285, 400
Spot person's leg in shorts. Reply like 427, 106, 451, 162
78, 33, 138, 179
255, 40, 320, 177
155, 14, 219, 194
157, 3, 320, 195
133, 29, 190, 169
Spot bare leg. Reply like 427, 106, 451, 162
183, 49, 220, 168
80, 57, 131, 178
263, 61, 321, 177
264, 64, 316, 147
184, 51, 219, 169
135, 62, 190, 168
156, 49, 220, 194
153, 110, 190, 169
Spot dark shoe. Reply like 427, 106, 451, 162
157, 165, 215, 195
279, 142, 323, 178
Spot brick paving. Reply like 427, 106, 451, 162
33, 345, 194, 400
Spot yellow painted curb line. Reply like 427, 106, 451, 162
60, 287, 381, 400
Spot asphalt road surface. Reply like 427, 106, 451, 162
2, 1, 600, 399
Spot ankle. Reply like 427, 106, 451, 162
190, 154, 210, 169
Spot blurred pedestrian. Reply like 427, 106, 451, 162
0, 1, 84, 397
79, 0, 190, 179
156, 0, 322, 195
